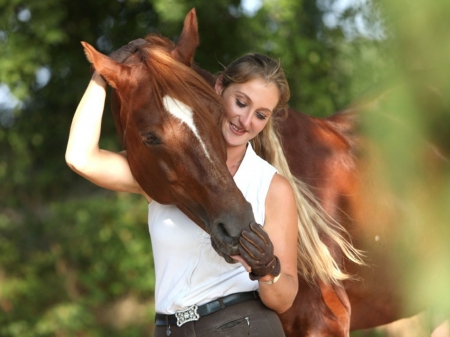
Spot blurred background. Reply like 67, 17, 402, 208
0, 0, 449, 336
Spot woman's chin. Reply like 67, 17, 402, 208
223, 134, 248, 148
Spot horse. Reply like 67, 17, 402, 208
80, 32, 257, 264
84, 8, 448, 336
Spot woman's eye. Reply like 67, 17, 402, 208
236, 99, 246, 108
256, 112, 267, 120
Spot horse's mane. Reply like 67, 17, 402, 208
136, 35, 223, 127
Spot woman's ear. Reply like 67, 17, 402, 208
214, 76, 224, 95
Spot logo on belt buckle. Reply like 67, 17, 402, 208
175, 305, 199, 327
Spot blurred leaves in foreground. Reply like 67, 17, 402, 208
370, 0, 450, 311
351, 0, 450, 335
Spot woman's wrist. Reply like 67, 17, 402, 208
258, 273, 281, 285
257, 262, 282, 284
91, 71, 107, 87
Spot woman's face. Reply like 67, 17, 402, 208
216, 78, 279, 148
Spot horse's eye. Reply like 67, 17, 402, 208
142, 133, 162, 145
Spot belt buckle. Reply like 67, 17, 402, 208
175, 304, 199, 327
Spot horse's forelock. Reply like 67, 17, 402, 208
136, 35, 223, 129
144, 34, 175, 50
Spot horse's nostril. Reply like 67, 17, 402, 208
217, 222, 240, 242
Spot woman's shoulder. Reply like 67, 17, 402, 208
268, 174, 294, 199
264, 173, 297, 231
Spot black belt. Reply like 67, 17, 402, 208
155, 291, 259, 327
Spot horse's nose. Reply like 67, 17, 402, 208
215, 220, 241, 244
209, 201, 255, 258
210, 218, 244, 255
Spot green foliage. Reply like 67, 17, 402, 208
350, 330, 385, 337
0, 193, 153, 335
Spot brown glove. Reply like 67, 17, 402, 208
239, 222, 281, 281
108, 38, 147, 63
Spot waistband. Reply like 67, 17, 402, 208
155, 291, 259, 327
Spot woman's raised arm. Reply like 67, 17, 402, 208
65, 73, 148, 199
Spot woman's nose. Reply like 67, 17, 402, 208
239, 111, 252, 129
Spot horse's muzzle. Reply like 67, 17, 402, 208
210, 235, 240, 263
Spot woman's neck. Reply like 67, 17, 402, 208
226, 143, 247, 175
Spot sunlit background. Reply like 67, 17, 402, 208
0, 0, 449, 336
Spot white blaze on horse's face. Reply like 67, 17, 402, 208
163, 95, 211, 161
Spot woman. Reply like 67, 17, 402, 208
66, 43, 355, 336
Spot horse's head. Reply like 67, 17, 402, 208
80, 9, 255, 262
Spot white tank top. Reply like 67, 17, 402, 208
148, 143, 277, 314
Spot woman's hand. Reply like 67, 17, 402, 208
90, 39, 147, 75
239, 222, 281, 280
108, 38, 147, 63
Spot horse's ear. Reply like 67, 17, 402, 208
81, 41, 131, 89
171, 8, 199, 67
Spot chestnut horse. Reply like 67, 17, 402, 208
80, 36, 256, 263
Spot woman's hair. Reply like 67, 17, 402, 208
219, 53, 364, 285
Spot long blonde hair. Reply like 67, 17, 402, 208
219, 53, 364, 284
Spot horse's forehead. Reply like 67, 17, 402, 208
162, 95, 212, 160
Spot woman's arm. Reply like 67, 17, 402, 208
65, 72, 149, 200
254, 174, 299, 313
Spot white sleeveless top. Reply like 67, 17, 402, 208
148, 143, 277, 314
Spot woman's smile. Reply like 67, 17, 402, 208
230, 122, 247, 135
